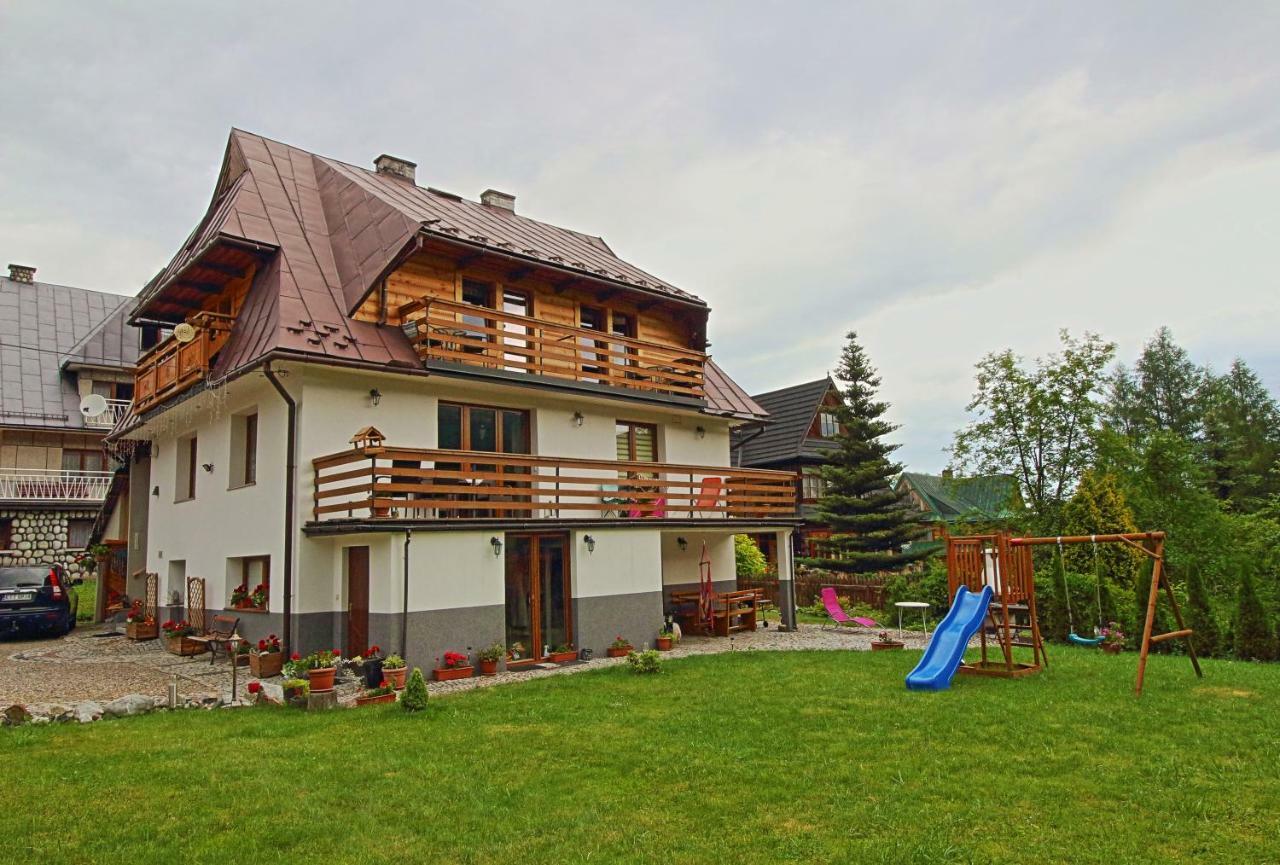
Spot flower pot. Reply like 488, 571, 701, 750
546, 650, 578, 663
383, 666, 407, 689
363, 658, 385, 688
1102, 642, 1123, 655
233, 653, 250, 667
250, 652, 283, 678
871, 641, 905, 651
307, 666, 337, 693
125, 621, 157, 641
479, 658, 499, 676
434, 666, 474, 682
283, 683, 308, 702
355, 691, 397, 707
165, 635, 206, 656
606, 646, 633, 658
655, 636, 673, 651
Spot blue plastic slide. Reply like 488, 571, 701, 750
905, 585, 994, 691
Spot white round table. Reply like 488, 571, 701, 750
894, 601, 930, 641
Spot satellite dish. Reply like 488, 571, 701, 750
172, 322, 197, 344
79, 393, 108, 417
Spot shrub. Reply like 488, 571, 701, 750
1184, 565, 1223, 658
401, 667, 429, 711
735, 535, 768, 580
626, 649, 662, 674
1233, 570, 1275, 661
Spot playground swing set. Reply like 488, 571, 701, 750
906, 530, 1203, 696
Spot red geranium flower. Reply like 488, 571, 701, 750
378, 680, 388, 689
291, 652, 301, 661
370, 645, 380, 655
257, 639, 267, 651
247, 681, 262, 694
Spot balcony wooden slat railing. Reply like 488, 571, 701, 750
400, 298, 706, 401
134, 312, 235, 413
0, 469, 114, 502
312, 446, 798, 522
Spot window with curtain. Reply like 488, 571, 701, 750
615, 421, 657, 462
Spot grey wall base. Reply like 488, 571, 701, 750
574, 591, 665, 656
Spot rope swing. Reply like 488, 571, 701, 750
1065, 535, 1107, 647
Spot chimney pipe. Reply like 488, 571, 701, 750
374, 154, 416, 183
941, 468, 954, 480
480, 189, 516, 213
7, 264, 35, 284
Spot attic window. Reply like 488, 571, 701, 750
818, 411, 838, 438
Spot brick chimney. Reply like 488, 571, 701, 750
480, 189, 516, 213
373, 154, 416, 183
941, 468, 954, 479
7, 264, 35, 283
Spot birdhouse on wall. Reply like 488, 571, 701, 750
350, 426, 386, 452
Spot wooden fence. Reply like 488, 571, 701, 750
739, 573, 889, 610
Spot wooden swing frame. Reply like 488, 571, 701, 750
946, 530, 1202, 695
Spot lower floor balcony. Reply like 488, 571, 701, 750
0, 468, 114, 503
312, 445, 799, 525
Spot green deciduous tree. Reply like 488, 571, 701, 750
801, 331, 928, 574
734, 534, 768, 580
951, 330, 1116, 530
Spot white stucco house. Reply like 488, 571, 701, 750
106, 129, 799, 667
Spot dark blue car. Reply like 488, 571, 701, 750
0, 565, 79, 637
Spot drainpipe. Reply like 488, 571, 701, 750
263, 362, 297, 656
402, 529, 412, 657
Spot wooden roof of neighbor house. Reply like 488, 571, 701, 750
734, 377, 839, 466
897, 472, 1019, 522
0, 274, 137, 430
132, 129, 764, 420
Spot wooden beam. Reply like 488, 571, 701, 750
195, 261, 246, 278
1149, 628, 1193, 644
173, 280, 222, 294
506, 267, 533, 282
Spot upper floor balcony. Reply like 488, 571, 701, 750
399, 298, 707, 404
311, 441, 799, 525
0, 468, 114, 503
83, 399, 133, 429
133, 312, 235, 413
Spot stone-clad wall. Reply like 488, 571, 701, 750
0, 508, 99, 578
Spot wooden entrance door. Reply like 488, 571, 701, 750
346, 546, 370, 655
504, 534, 571, 659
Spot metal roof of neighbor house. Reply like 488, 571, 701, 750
62, 298, 142, 372
0, 275, 134, 430
133, 129, 763, 420
897, 472, 1019, 521
734, 378, 838, 466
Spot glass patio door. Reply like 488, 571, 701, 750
504, 534, 571, 659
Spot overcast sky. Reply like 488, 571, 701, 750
2, 2, 1277, 468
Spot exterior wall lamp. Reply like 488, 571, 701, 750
583, 534, 596, 553
677, 536, 688, 551
572, 411, 584, 427
368, 388, 383, 407
152, 486, 159, 497
201, 463, 214, 473
695, 426, 706, 439
490, 536, 503, 557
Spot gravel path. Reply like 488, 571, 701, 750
0, 623, 932, 708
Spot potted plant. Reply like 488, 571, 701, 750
506, 641, 538, 671
871, 630, 905, 651
250, 634, 283, 677
281, 677, 309, 703
1100, 622, 1126, 655
162, 620, 205, 656
124, 602, 157, 641
355, 680, 398, 707
353, 645, 384, 688
477, 642, 504, 676
249, 582, 268, 610
655, 627, 677, 651
607, 635, 633, 658
230, 584, 250, 609
382, 653, 407, 689
433, 651, 474, 681
302, 648, 341, 692
546, 643, 577, 663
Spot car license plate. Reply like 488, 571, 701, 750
3, 592, 35, 603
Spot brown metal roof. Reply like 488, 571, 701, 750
136, 129, 762, 420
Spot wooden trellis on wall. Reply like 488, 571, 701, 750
186, 576, 206, 634
144, 572, 158, 623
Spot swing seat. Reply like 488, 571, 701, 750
1068, 632, 1106, 647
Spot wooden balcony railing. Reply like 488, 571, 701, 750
312, 446, 798, 522
134, 312, 235, 413
0, 469, 114, 502
399, 298, 706, 401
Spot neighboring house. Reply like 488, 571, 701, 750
895, 470, 1021, 539
732, 377, 842, 562
0, 264, 140, 615
106, 129, 800, 663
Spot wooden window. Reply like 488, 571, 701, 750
615, 421, 657, 462
438, 403, 530, 454
62, 449, 106, 473
460, 279, 495, 354
0, 519, 12, 550
818, 411, 839, 438
501, 288, 531, 370
231, 555, 270, 611
91, 380, 134, 401
139, 324, 172, 351
176, 435, 197, 501
242, 413, 258, 486
579, 306, 608, 382
801, 469, 825, 502
67, 518, 94, 550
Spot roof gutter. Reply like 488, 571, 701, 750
263, 361, 298, 656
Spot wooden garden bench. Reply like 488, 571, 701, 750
187, 615, 240, 665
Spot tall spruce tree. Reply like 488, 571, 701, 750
800, 331, 929, 574
1183, 564, 1222, 658
1233, 569, 1275, 661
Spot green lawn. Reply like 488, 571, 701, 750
3, 648, 1278, 864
